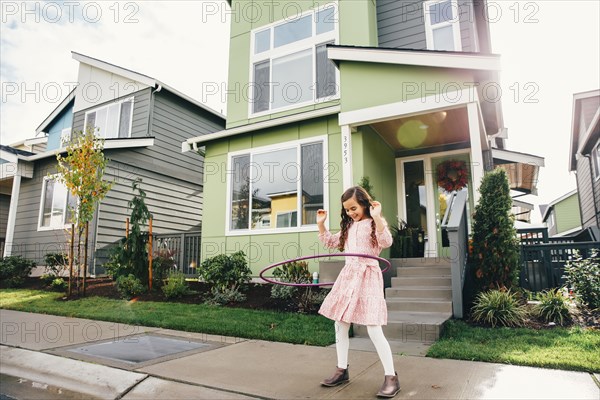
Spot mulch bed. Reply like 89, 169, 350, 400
19, 277, 324, 314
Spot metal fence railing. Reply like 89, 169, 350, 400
517, 228, 599, 292
153, 232, 201, 277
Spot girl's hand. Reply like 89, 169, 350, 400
316, 209, 327, 224
370, 201, 382, 218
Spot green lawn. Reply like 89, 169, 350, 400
0, 289, 335, 346
427, 320, 600, 373
2, 290, 598, 372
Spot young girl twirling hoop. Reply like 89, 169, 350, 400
317, 186, 400, 398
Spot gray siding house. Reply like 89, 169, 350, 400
569, 89, 600, 237
2, 52, 225, 275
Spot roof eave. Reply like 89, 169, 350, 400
327, 45, 502, 71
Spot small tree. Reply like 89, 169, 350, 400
105, 179, 152, 284
358, 176, 376, 200
471, 168, 520, 291
56, 127, 112, 296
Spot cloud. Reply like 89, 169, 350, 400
1, 1, 230, 144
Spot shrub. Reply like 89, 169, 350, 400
268, 261, 327, 313
205, 287, 246, 305
104, 180, 152, 283
116, 274, 146, 299
563, 249, 600, 309
199, 251, 251, 294
162, 271, 190, 300
532, 288, 572, 326
39, 273, 56, 286
0, 256, 36, 288
43, 252, 69, 276
270, 261, 311, 300
50, 278, 68, 292
471, 289, 527, 327
471, 168, 520, 291
297, 288, 328, 314
153, 246, 177, 288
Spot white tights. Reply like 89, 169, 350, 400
334, 321, 395, 375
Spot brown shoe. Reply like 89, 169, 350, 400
376, 372, 400, 398
321, 366, 349, 387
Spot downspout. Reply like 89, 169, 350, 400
147, 84, 162, 137
583, 154, 600, 228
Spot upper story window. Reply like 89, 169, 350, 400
38, 175, 77, 230
424, 0, 462, 51
250, 5, 338, 116
227, 137, 327, 234
84, 97, 134, 139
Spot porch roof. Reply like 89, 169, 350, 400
182, 106, 341, 152
326, 45, 502, 71
492, 148, 545, 195
327, 45, 505, 149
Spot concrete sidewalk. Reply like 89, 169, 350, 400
1, 309, 598, 400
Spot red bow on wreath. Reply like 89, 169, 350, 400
437, 160, 468, 192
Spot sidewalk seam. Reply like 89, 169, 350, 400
115, 374, 151, 400
136, 373, 269, 400
589, 373, 600, 390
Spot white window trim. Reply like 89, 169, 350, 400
60, 127, 72, 147
248, 3, 340, 118
276, 210, 298, 228
423, 0, 463, 51
83, 97, 135, 139
37, 174, 75, 231
225, 135, 329, 236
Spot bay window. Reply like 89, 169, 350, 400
228, 138, 326, 233
250, 4, 338, 115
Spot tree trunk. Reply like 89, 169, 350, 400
68, 224, 74, 297
83, 222, 89, 296
77, 227, 82, 295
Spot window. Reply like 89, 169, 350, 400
60, 128, 72, 147
250, 5, 338, 115
424, 0, 462, 51
38, 176, 77, 230
84, 98, 134, 138
227, 138, 326, 233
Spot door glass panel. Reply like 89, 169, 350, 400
403, 161, 427, 234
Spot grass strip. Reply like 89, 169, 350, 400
427, 320, 600, 373
0, 289, 335, 346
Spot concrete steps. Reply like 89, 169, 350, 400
354, 311, 451, 344
354, 258, 454, 344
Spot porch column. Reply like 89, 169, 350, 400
341, 124, 353, 190
3, 175, 21, 257
467, 102, 483, 205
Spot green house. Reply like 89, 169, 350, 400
541, 190, 583, 238
183, 0, 544, 276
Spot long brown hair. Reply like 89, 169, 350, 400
338, 186, 377, 251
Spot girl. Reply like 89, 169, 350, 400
316, 186, 400, 398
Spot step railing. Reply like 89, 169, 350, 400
440, 189, 469, 318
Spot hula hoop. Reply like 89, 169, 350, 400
259, 253, 391, 287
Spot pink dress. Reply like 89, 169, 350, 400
318, 218, 393, 326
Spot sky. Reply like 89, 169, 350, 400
1, 0, 599, 223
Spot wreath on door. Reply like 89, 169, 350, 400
437, 160, 468, 192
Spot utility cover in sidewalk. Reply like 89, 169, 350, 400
67, 335, 210, 364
